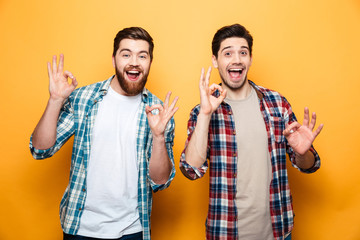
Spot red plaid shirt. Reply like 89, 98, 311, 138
180, 81, 320, 240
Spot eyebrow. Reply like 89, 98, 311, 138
119, 49, 149, 55
220, 46, 249, 53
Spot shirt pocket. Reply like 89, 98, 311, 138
269, 115, 285, 143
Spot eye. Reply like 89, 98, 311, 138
139, 54, 147, 59
241, 51, 248, 55
224, 52, 231, 56
122, 53, 130, 58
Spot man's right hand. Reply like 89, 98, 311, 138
199, 67, 227, 116
48, 54, 77, 103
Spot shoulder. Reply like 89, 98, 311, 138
143, 88, 163, 105
69, 78, 111, 101
249, 80, 292, 116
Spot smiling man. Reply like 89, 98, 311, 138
180, 24, 323, 240
30, 27, 178, 240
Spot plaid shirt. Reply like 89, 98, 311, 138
180, 80, 320, 240
29, 76, 175, 240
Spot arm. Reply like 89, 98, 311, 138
146, 92, 179, 185
283, 107, 324, 170
31, 54, 77, 150
180, 67, 227, 175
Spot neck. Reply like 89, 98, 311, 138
223, 80, 252, 100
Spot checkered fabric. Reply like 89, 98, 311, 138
180, 80, 320, 240
30, 76, 175, 240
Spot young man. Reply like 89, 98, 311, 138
30, 27, 178, 240
180, 24, 323, 240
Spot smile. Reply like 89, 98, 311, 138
228, 68, 244, 79
126, 70, 141, 81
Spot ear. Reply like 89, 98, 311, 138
112, 56, 115, 68
212, 55, 218, 68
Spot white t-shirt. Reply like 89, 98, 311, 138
77, 86, 142, 238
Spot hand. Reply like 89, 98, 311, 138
47, 54, 77, 102
146, 91, 179, 138
283, 107, 324, 155
199, 67, 227, 115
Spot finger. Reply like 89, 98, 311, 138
199, 68, 205, 88
147, 104, 163, 113
303, 107, 310, 127
47, 62, 52, 79
168, 96, 179, 110
58, 54, 64, 73
163, 91, 171, 108
63, 70, 75, 80
52, 55, 57, 74
313, 123, 324, 138
209, 83, 223, 95
168, 106, 179, 119
283, 122, 301, 136
309, 112, 316, 130
218, 89, 227, 102
205, 66, 212, 87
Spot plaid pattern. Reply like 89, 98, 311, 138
30, 76, 175, 240
180, 80, 320, 240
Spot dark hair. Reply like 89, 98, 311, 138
212, 24, 253, 58
113, 27, 154, 60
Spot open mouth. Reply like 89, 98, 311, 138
228, 68, 244, 79
126, 70, 141, 81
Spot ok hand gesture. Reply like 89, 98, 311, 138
47, 54, 77, 102
199, 67, 227, 116
146, 92, 179, 138
283, 107, 324, 155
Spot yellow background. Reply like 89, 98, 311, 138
1, 0, 359, 239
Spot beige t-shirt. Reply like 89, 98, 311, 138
225, 87, 274, 240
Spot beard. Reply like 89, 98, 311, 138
115, 66, 148, 96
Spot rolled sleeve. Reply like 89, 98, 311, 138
149, 117, 176, 192
29, 98, 75, 160
179, 105, 209, 180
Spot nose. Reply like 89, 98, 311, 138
129, 56, 139, 66
232, 53, 242, 64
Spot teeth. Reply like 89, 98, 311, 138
228, 69, 242, 72
128, 71, 139, 74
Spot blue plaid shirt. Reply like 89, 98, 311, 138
180, 81, 320, 240
29, 76, 175, 240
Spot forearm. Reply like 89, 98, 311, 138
184, 112, 211, 168
294, 150, 315, 170
149, 135, 173, 185
32, 98, 64, 150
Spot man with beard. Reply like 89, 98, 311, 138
180, 24, 323, 240
30, 27, 178, 240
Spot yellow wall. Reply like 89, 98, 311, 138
1, 0, 359, 239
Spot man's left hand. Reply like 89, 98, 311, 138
283, 107, 324, 155
146, 91, 179, 138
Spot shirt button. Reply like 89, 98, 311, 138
228, 111, 232, 115
82, 188, 86, 192
233, 153, 237, 157
79, 208, 82, 211
233, 131, 236, 135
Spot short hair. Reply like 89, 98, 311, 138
113, 27, 154, 60
212, 24, 253, 58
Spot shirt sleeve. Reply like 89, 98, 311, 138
148, 116, 176, 192
284, 98, 321, 173
179, 106, 209, 180
29, 97, 76, 159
